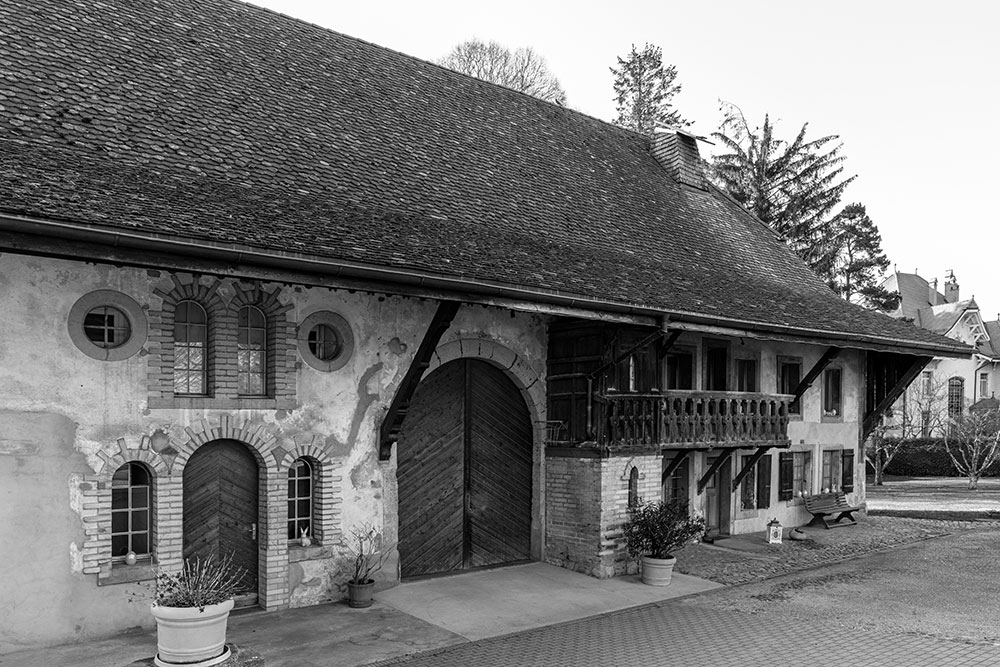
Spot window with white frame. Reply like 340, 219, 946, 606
821, 450, 842, 493
287, 458, 314, 542
238, 305, 267, 396
778, 451, 812, 500
111, 462, 152, 560
980, 372, 989, 400
174, 300, 208, 395
822, 368, 843, 419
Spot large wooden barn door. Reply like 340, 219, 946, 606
183, 439, 259, 606
398, 359, 532, 578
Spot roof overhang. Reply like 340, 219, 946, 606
0, 212, 974, 359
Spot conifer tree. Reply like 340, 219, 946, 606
710, 103, 853, 274
611, 43, 687, 137
826, 203, 899, 311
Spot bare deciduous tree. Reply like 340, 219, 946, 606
439, 38, 567, 105
944, 409, 1000, 490
866, 372, 949, 485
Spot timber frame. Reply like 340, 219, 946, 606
378, 300, 461, 460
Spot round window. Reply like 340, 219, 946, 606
307, 323, 342, 361
83, 306, 132, 348
297, 311, 353, 372
68, 290, 148, 361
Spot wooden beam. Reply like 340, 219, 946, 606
655, 329, 683, 361
661, 450, 692, 486
378, 300, 461, 460
697, 453, 730, 494
731, 447, 770, 492
862, 355, 932, 441
791, 347, 841, 401
586, 329, 664, 380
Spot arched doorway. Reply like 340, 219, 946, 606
183, 439, 259, 607
397, 359, 533, 578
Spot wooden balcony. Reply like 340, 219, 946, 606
596, 390, 793, 450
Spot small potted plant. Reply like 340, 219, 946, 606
346, 523, 392, 608
622, 499, 705, 586
145, 552, 246, 665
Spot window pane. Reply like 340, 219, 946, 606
131, 486, 148, 509
132, 533, 149, 555
297, 479, 311, 498
297, 499, 310, 517
288, 480, 297, 498
132, 509, 148, 531
288, 520, 297, 540
112, 466, 129, 485
296, 460, 310, 477
111, 535, 128, 557
287, 500, 296, 519
112, 488, 128, 508
112, 511, 128, 533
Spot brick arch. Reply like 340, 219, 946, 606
97, 436, 171, 479
172, 417, 281, 473
428, 337, 545, 426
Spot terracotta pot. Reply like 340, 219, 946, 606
150, 599, 233, 665
348, 580, 375, 608
640, 555, 677, 586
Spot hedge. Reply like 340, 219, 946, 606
879, 438, 1000, 477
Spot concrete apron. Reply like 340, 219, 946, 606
1, 563, 719, 667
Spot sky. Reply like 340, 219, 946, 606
252, 0, 999, 320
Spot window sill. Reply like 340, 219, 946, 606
98, 561, 155, 586
820, 415, 844, 424
288, 544, 334, 563
148, 396, 297, 410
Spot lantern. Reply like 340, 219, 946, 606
767, 518, 783, 545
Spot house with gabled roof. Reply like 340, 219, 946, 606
0, 0, 971, 652
882, 270, 999, 432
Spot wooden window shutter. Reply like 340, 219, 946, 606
842, 449, 855, 492
778, 452, 794, 500
756, 454, 772, 509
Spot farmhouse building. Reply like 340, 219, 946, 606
0, 0, 970, 651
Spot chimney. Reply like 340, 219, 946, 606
652, 128, 708, 190
929, 278, 938, 305
944, 270, 960, 304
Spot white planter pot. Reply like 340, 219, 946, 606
151, 599, 234, 665
640, 555, 677, 586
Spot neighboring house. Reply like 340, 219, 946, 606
0, 0, 969, 652
882, 271, 1000, 433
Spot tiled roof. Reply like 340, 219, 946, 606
915, 300, 975, 335
0, 0, 970, 356
979, 321, 1000, 359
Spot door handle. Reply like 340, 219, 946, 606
250, 523, 257, 542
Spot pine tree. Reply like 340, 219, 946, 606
827, 203, 899, 311
710, 103, 854, 274
611, 43, 687, 137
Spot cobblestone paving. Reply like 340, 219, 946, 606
371, 600, 1000, 667
674, 516, 999, 585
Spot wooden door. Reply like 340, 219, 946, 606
183, 439, 259, 605
398, 359, 532, 577
705, 455, 732, 536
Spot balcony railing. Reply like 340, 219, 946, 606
597, 390, 793, 449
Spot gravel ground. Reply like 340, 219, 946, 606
677, 524, 1000, 645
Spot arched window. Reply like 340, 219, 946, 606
238, 305, 267, 396
948, 377, 965, 420
111, 462, 152, 560
628, 466, 639, 509
174, 300, 208, 395
287, 458, 313, 541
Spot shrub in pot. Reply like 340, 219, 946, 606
346, 523, 392, 608
145, 552, 246, 665
622, 499, 705, 586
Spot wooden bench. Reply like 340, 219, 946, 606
803, 492, 862, 529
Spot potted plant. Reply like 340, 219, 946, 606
346, 523, 392, 608
146, 552, 246, 665
622, 499, 705, 586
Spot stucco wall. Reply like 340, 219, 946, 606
0, 252, 547, 651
